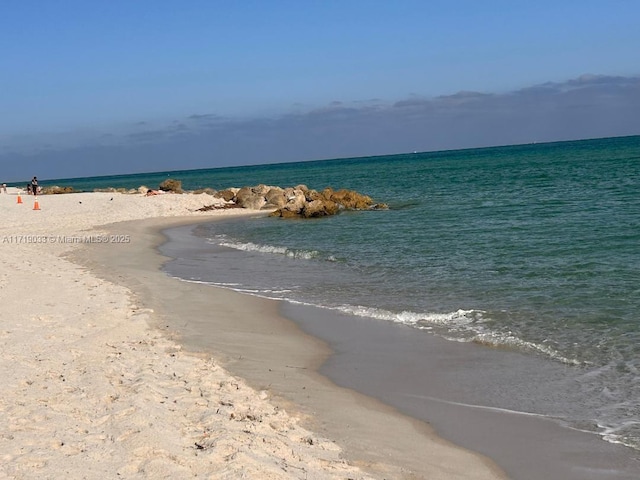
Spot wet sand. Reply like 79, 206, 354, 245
283, 303, 640, 480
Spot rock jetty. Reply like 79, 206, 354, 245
213, 184, 388, 218
32, 179, 387, 218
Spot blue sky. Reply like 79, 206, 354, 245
2, 1, 639, 181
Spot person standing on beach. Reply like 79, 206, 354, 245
31, 177, 38, 196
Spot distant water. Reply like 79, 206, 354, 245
55, 136, 640, 450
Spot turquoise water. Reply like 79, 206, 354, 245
52, 135, 640, 449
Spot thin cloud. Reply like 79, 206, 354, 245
187, 113, 225, 123
2, 74, 638, 181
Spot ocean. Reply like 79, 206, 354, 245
53, 135, 640, 451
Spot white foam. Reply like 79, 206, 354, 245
328, 304, 585, 367
219, 240, 320, 260
403, 393, 551, 418
173, 273, 585, 367
468, 332, 584, 366
334, 304, 478, 327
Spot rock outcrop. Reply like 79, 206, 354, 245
35, 180, 387, 218
264, 187, 287, 208
41, 185, 77, 194
159, 178, 183, 193
214, 188, 238, 202
234, 186, 267, 210
210, 184, 387, 218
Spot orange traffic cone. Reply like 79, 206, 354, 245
33, 197, 41, 210
17, 195, 23, 204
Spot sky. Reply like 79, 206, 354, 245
1, 0, 639, 182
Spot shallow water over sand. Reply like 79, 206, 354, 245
158, 136, 640, 453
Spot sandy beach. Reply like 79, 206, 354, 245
0, 189, 505, 479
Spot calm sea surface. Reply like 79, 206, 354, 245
53, 136, 640, 450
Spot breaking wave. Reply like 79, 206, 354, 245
218, 240, 321, 260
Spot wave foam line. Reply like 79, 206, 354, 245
335, 304, 478, 327
332, 304, 583, 366
174, 278, 242, 287
219, 240, 320, 260
469, 332, 584, 366
403, 393, 551, 418
169, 277, 583, 368
171, 276, 293, 295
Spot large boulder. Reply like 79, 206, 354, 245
304, 189, 324, 202
329, 189, 374, 209
214, 189, 236, 202
283, 189, 307, 214
321, 187, 335, 201
234, 186, 252, 203
236, 187, 267, 210
159, 178, 183, 193
235, 186, 266, 209
301, 199, 340, 218
264, 187, 287, 208
252, 184, 271, 196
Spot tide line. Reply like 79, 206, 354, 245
403, 393, 551, 418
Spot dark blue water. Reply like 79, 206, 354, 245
46, 136, 640, 449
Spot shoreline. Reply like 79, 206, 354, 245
1, 190, 637, 478
0, 191, 386, 478
3, 190, 636, 478
72, 214, 506, 479
158, 219, 640, 479
280, 303, 640, 480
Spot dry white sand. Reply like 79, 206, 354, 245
0, 189, 505, 479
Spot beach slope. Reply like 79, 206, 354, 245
0, 191, 504, 479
